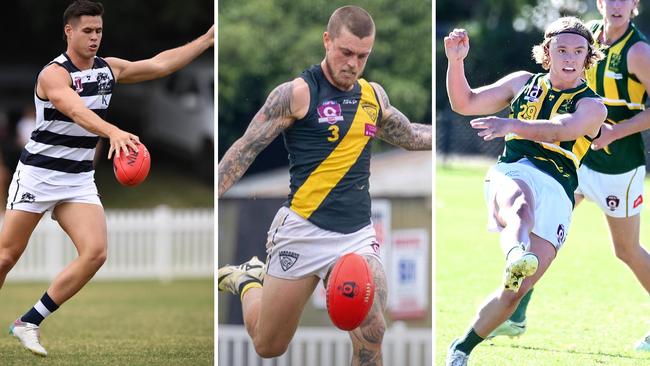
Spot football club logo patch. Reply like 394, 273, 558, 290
317, 101, 344, 124
606, 195, 620, 211
556, 224, 566, 245
18, 192, 36, 204
361, 102, 378, 123
279, 250, 299, 271
371, 242, 380, 254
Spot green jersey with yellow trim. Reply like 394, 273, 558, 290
499, 73, 599, 205
583, 20, 648, 173
283, 64, 382, 234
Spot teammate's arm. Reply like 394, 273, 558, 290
371, 82, 431, 150
38, 64, 139, 159
218, 78, 309, 197
470, 97, 607, 142
592, 41, 650, 150
444, 28, 532, 115
105, 26, 214, 84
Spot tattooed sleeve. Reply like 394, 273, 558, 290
373, 83, 432, 151
218, 82, 295, 196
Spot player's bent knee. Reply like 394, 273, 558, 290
613, 242, 639, 263
253, 338, 289, 359
0, 252, 18, 272
80, 245, 108, 268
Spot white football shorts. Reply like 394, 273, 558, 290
265, 206, 381, 280
575, 164, 645, 218
484, 158, 573, 250
7, 164, 102, 214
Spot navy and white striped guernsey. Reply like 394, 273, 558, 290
20, 53, 115, 186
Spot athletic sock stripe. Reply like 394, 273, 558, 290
239, 280, 262, 301
34, 301, 51, 318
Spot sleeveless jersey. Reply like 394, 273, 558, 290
499, 73, 600, 205
283, 64, 382, 234
20, 53, 114, 186
583, 20, 648, 173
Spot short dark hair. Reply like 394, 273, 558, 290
62, 0, 104, 40
327, 6, 375, 40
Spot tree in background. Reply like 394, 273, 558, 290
219, 0, 432, 173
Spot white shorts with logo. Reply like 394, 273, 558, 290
6, 165, 102, 214
484, 159, 573, 250
575, 164, 645, 218
265, 206, 381, 280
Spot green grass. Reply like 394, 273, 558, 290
436, 164, 650, 366
0, 280, 213, 365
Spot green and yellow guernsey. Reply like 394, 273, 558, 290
583, 20, 648, 173
498, 73, 600, 205
283, 64, 382, 234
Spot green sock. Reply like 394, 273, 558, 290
455, 328, 484, 355
509, 288, 534, 323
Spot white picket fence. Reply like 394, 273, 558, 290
218, 322, 432, 366
6, 206, 213, 281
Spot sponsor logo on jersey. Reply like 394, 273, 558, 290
364, 123, 377, 137
524, 85, 542, 103
339, 281, 359, 298
279, 250, 300, 271
606, 195, 620, 211
634, 194, 643, 209
557, 224, 566, 246
317, 101, 344, 124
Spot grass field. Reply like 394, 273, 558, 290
436, 164, 650, 366
0, 279, 213, 365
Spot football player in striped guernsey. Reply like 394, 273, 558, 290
218, 6, 431, 365
494, 0, 650, 352
0, 0, 213, 357
444, 17, 606, 365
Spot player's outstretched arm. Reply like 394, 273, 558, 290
470, 97, 607, 142
106, 25, 214, 84
371, 82, 431, 151
445, 28, 531, 116
592, 41, 650, 150
218, 79, 308, 197
38, 65, 139, 159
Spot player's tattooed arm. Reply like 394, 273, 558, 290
372, 83, 432, 151
218, 82, 295, 197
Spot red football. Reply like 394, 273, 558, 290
326, 253, 375, 330
113, 142, 151, 186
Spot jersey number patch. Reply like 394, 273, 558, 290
327, 125, 340, 142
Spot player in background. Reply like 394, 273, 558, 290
0, 0, 213, 356
444, 17, 606, 365
493, 0, 650, 351
217, 6, 431, 365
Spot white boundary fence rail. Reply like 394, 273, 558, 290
219, 322, 432, 366
6, 206, 213, 281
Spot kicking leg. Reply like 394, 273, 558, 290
448, 234, 556, 364
348, 256, 387, 366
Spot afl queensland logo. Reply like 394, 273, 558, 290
279, 250, 300, 271
317, 101, 344, 124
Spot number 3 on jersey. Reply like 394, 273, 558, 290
327, 125, 340, 142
